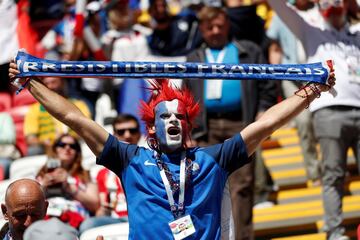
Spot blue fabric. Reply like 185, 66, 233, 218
117, 79, 149, 134
2, 231, 10, 240
97, 134, 249, 240
205, 43, 242, 113
15, 52, 331, 84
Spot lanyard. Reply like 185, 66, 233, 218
205, 47, 227, 63
155, 152, 188, 218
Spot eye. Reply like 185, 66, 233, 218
175, 114, 185, 120
160, 113, 171, 119
13, 212, 26, 220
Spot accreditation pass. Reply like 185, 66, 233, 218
169, 215, 196, 240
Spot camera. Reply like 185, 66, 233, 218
46, 158, 61, 172
45, 158, 63, 198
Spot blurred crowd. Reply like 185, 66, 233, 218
0, 0, 359, 240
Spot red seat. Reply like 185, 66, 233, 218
0, 92, 12, 112
0, 166, 4, 181
12, 89, 36, 107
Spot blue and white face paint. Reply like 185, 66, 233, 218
154, 100, 186, 153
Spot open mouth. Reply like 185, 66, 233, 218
167, 126, 180, 136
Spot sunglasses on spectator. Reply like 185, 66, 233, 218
319, 0, 343, 9
56, 142, 78, 150
115, 128, 139, 136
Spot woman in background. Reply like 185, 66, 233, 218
37, 134, 99, 229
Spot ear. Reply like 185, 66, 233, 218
1, 204, 8, 220
148, 125, 156, 135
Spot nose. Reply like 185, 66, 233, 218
211, 26, 221, 35
169, 114, 179, 124
124, 130, 132, 139
23, 215, 33, 227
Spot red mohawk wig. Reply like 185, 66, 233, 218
139, 79, 200, 138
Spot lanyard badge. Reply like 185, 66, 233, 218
155, 152, 196, 239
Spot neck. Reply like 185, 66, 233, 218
160, 147, 183, 155
159, 144, 184, 155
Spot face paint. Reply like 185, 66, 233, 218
319, 0, 345, 18
319, 0, 343, 9
154, 99, 188, 152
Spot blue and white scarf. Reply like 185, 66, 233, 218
14, 51, 333, 84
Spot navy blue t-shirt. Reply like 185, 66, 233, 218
97, 133, 249, 239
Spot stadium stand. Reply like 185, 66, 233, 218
254, 127, 360, 240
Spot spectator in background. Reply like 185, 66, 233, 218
101, 0, 151, 114
266, 0, 322, 186
268, 0, 360, 239
111, 114, 142, 145
24, 76, 91, 156
39, 0, 77, 61
79, 114, 142, 234
0, 112, 21, 179
40, 0, 94, 102
36, 134, 99, 229
69, 0, 107, 119
0, 179, 49, 240
185, 6, 278, 240
148, 0, 203, 56
224, 0, 269, 55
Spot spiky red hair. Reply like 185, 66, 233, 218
139, 79, 200, 138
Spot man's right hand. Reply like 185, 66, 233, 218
8, 60, 21, 82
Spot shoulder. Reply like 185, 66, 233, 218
186, 45, 205, 61
233, 40, 262, 53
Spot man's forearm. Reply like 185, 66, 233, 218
258, 85, 317, 131
242, 84, 319, 156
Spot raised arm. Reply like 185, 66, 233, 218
9, 61, 109, 157
241, 79, 335, 156
267, 0, 313, 44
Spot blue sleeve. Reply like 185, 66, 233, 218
202, 133, 249, 174
96, 134, 139, 175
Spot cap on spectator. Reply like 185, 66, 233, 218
23, 218, 79, 240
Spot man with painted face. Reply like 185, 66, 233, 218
8, 61, 335, 239
267, 0, 360, 239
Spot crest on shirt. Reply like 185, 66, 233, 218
191, 162, 200, 175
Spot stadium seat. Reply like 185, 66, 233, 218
0, 92, 12, 112
8, 105, 31, 156
0, 166, 4, 181
12, 89, 36, 107
0, 179, 14, 203
9, 154, 47, 180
